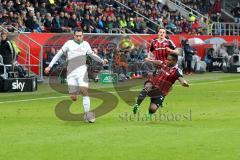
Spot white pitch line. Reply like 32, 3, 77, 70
0, 96, 69, 104
175, 78, 240, 87
0, 78, 239, 104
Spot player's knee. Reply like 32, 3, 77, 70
149, 106, 157, 114
149, 101, 159, 114
80, 87, 88, 96
70, 94, 77, 101
81, 92, 88, 96
139, 89, 147, 98
144, 81, 153, 91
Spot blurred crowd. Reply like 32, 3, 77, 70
231, 2, 240, 23
43, 40, 156, 80
0, 0, 212, 35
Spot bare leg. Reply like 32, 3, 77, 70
70, 93, 77, 101
136, 81, 153, 106
149, 103, 158, 114
80, 86, 90, 113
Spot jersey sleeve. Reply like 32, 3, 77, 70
86, 42, 104, 63
49, 41, 69, 68
149, 40, 155, 52
175, 68, 183, 78
168, 39, 176, 50
85, 42, 93, 55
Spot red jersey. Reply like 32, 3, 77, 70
148, 64, 183, 96
150, 38, 176, 64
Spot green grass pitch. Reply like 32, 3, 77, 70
0, 73, 240, 160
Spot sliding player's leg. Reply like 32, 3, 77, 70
148, 95, 164, 119
133, 81, 153, 114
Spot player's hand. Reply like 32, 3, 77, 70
166, 47, 172, 52
144, 57, 153, 62
44, 66, 51, 74
182, 80, 189, 87
102, 59, 108, 65
93, 48, 98, 54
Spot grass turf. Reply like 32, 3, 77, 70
0, 73, 239, 160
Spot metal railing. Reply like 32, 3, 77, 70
168, 0, 207, 20
113, 0, 173, 34
110, 27, 156, 34
0, 24, 44, 81
221, 1, 235, 21
210, 22, 240, 36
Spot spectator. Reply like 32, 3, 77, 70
89, 14, 97, 32
26, 1, 34, 12
189, 13, 196, 23
0, 32, 15, 65
51, 14, 64, 32
104, 6, 114, 17
63, 12, 71, 32
5, 0, 15, 12
212, 0, 221, 14
105, 16, 114, 32
119, 15, 127, 29
43, 13, 52, 32
218, 44, 229, 64
113, 50, 128, 77
32, 15, 44, 32
127, 17, 135, 32
25, 11, 35, 32
38, 2, 48, 15
205, 48, 214, 72
231, 3, 240, 23
35, 12, 43, 26
183, 39, 195, 75
0, 12, 5, 24
191, 19, 201, 33
82, 13, 91, 29
68, 13, 79, 32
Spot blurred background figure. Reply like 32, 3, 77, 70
205, 48, 214, 72
183, 39, 196, 75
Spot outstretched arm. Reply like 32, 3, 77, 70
166, 39, 179, 55
88, 52, 108, 65
178, 77, 189, 87
166, 47, 179, 55
44, 48, 65, 74
87, 44, 108, 65
144, 57, 163, 65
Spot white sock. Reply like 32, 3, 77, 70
83, 96, 90, 112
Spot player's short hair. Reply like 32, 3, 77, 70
168, 53, 178, 61
157, 27, 166, 32
1, 32, 8, 36
74, 28, 83, 34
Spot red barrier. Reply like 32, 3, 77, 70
16, 33, 240, 75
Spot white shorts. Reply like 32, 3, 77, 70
67, 72, 89, 94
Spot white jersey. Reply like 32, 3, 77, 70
49, 40, 103, 76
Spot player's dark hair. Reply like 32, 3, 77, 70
74, 28, 83, 34
1, 32, 7, 36
158, 27, 166, 31
169, 53, 178, 61
156, 27, 166, 33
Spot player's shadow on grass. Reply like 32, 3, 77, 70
55, 89, 119, 121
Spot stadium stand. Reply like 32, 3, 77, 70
0, 0, 211, 35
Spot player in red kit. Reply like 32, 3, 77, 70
133, 53, 189, 116
148, 28, 179, 64
131, 28, 179, 113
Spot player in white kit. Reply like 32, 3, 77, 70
45, 28, 107, 117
